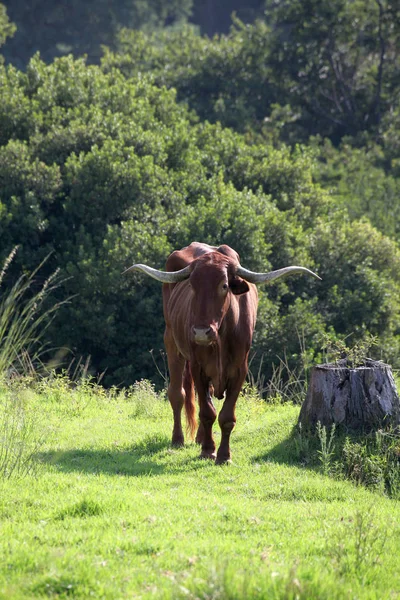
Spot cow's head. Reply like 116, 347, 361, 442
125, 252, 321, 346
187, 253, 250, 345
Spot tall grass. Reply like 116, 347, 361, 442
0, 248, 63, 478
0, 247, 63, 376
0, 389, 46, 479
248, 352, 309, 404
248, 330, 313, 403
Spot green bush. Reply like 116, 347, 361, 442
104, 3, 400, 146
341, 430, 400, 498
0, 54, 399, 386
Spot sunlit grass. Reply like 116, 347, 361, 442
0, 378, 399, 599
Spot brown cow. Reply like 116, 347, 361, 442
126, 242, 320, 464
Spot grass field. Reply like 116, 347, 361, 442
1, 378, 400, 599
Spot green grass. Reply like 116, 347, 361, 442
1, 379, 400, 599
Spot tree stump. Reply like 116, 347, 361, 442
298, 360, 400, 431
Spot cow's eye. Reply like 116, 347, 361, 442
222, 283, 228, 291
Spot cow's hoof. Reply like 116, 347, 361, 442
200, 451, 216, 460
171, 438, 184, 448
215, 455, 232, 465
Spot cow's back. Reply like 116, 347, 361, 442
165, 242, 240, 272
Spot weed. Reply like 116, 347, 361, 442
35, 373, 98, 417
0, 390, 46, 479
316, 421, 336, 476
129, 379, 166, 419
248, 329, 311, 404
247, 352, 269, 397
321, 333, 378, 368
326, 508, 387, 581
150, 349, 169, 389
293, 422, 311, 463
248, 353, 308, 404
341, 428, 400, 497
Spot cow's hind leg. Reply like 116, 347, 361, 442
165, 329, 186, 447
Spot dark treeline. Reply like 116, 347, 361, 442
2, 0, 265, 68
0, 2, 400, 386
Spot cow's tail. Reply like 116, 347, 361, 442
183, 360, 197, 439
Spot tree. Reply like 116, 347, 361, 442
1, 53, 399, 386
311, 138, 400, 241
2, 0, 193, 67
263, 0, 400, 141
0, 2, 15, 54
105, 2, 400, 146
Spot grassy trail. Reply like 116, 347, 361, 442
0, 380, 399, 599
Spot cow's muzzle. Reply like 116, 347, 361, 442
191, 326, 217, 345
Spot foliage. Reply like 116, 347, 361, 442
321, 333, 378, 368
310, 217, 400, 356
0, 2, 14, 51
0, 53, 399, 385
102, 21, 277, 133
104, 3, 400, 145
263, 0, 400, 142
103, 8, 400, 288
312, 137, 400, 242
293, 418, 400, 499
2, 0, 193, 68
341, 429, 400, 498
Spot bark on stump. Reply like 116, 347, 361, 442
298, 360, 400, 431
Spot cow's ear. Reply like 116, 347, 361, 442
230, 277, 250, 295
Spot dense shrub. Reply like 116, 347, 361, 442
103, 2, 400, 146
0, 54, 399, 385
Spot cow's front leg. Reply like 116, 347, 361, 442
193, 368, 217, 459
164, 328, 186, 446
195, 383, 214, 445
199, 392, 217, 459
216, 365, 247, 464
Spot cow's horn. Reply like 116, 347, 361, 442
123, 263, 192, 283
236, 265, 321, 284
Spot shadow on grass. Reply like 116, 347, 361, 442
251, 424, 356, 479
37, 435, 210, 477
250, 426, 321, 471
